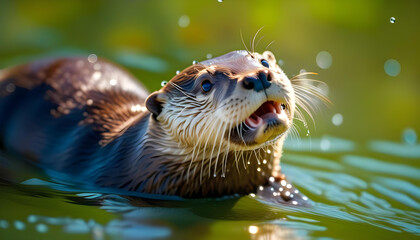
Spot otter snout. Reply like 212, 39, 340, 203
242, 70, 272, 92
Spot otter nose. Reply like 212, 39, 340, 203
242, 71, 272, 92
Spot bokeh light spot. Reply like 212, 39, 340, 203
384, 59, 401, 77
332, 113, 343, 126
316, 51, 333, 69
178, 15, 190, 28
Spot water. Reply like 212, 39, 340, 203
390, 17, 396, 23
0, 1, 419, 239
0, 135, 419, 239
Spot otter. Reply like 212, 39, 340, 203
0, 51, 327, 203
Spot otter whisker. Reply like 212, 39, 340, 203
187, 129, 204, 182
255, 35, 265, 52
213, 121, 228, 177
265, 40, 275, 51
252, 149, 260, 165
169, 82, 196, 100
240, 29, 252, 57
251, 26, 264, 53
222, 120, 233, 177
290, 72, 319, 80
208, 119, 224, 177
295, 102, 316, 128
200, 115, 219, 181
233, 113, 242, 173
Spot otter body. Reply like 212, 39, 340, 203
0, 51, 326, 202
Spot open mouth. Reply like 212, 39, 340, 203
229, 100, 288, 147
244, 101, 286, 129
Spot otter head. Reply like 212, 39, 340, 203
146, 50, 296, 152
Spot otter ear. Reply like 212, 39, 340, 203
145, 91, 168, 116
262, 51, 276, 64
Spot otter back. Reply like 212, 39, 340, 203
0, 58, 151, 184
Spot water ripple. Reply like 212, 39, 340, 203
369, 140, 420, 159
342, 155, 420, 179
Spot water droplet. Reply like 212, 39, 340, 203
176, 70, 180, 74
161, 81, 167, 87
280, 180, 287, 186
248, 225, 258, 234
36, 223, 48, 233
192, 60, 198, 64
250, 193, 256, 197
262, 159, 267, 164
390, 17, 396, 23
92, 71, 101, 80
267, 149, 271, 154
206, 53, 213, 59
247, 161, 250, 165
178, 15, 190, 28
286, 184, 292, 189
316, 51, 333, 69
109, 79, 117, 86
279, 187, 283, 192
402, 128, 417, 145
294, 189, 299, 194
257, 167, 261, 172
306, 129, 310, 136
258, 186, 264, 191
93, 63, 101, 70
269, 176, 275, 182
88, 54, 97, 63
213, 173, 217, 177
384, 59, 401, 77
302, 196, 308, 201
292, 201, 298, 205
332, 113, 343, 126
6, 83, 15, 93
86, 99, 93, 105
285, 191, 291, 197
277, 59, 284, 66
218, 0, 224, 2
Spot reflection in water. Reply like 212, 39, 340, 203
1, 136, 420, 239
370, 140, 420, 159
284, 135, 356, 153
343, 155, 420, 179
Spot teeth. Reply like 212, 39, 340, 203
243, 101, 285, 129
268, 103, 277, 114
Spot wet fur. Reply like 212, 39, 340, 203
0, 52, 327, 200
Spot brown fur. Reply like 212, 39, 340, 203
0, 51, 325, 204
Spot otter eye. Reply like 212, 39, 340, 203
201, 80, 213, 93
261, 59, 270, 68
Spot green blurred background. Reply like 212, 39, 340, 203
1, 1, 420, 239
0, 0, 419, 142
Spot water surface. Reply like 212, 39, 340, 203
1, 135, 419, 240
